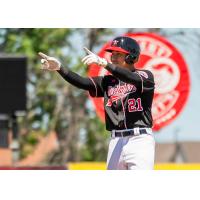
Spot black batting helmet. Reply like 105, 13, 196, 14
105, 36, 140, 64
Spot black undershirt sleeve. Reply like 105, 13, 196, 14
105, 63, 142, 85
57, 66, 94, 90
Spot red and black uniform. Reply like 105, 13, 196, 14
58, 63, 155, 131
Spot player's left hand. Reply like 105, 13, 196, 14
82, 47, 108, 67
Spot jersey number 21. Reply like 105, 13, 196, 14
128, 98, 143, 112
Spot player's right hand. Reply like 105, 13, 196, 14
82, 47, 108, 67
38, 52, 61, 71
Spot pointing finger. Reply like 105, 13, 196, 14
38, 52, 49, 59
83, 47, 93, 55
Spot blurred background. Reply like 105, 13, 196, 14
0, 28, 199, 170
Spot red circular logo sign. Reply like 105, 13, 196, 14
88, 32, 190, 131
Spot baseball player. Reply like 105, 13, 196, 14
39, 36, 155, 170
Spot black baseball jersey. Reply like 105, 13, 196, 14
88, 64, 155, 131
57, 63, 155, 131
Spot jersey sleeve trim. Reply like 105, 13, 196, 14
135, 72, 144, 93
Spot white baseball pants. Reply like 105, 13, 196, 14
106, 131, 155, 170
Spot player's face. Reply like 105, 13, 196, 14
111, 51, 127, 66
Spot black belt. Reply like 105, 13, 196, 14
111, 128, 148, 137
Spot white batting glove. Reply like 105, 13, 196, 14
82, 47, 108, 67
38, 52, 61, 71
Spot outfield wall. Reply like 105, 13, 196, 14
1, 163, 200, 170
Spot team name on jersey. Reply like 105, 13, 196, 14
108, 83, 136, 97
106, 83, 137, 107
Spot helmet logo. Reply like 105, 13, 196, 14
112, 40, 119, 46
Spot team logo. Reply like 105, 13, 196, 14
137, 71, 148, 79
112, 40, 119, 46
88, 32, 190, 131
106, 83, 136, 106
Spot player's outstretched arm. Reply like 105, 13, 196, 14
81, 48, 154, 91
38, 52, 95, 91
